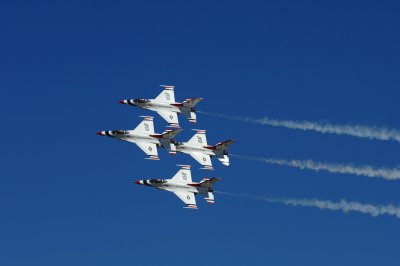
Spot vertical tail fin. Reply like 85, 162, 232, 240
214, 140, 235, 150
199, 177, 221, 187
182, 97, 203, 107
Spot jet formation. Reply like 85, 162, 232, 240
97, 85, 234, 208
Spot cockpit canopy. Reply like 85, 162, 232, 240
133, 98, 150, 103
111, 130, 128, 135
148, 179, 166, 184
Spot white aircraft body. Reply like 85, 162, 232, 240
135, 165, 220, 209
96, 116, 181, 160
119, 85, 203, 128
174, 129, 234, 170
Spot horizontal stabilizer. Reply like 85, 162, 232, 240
181, 110, 197, 123
205, 192, 215, 204
217, 154, 230, 166
168, 143, 177, 155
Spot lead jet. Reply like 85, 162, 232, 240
119, 85, 203, 128
173, 129, 234, 170
96, 116, 181, 160
135, 165, 221, 209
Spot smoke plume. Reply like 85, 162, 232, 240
232, 154, 400, 180
199, 111, 400, 143
216, 191, 400, 219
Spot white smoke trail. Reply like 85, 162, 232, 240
232, 154, 400, 180
216, 191, 400, 219
199, 111, 400, 143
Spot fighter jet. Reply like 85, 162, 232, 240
173, 129, 234, 170
118, 85, 203, 128
135, 165, 220, 209
96, 116, 181, 160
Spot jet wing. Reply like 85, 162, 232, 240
173, 191, 197, 209
133, 116, 154, 134
187, 130, 208, 146
190, 153, 213, 170
136, 142, 159, 160
157, 111, 179, 127
155, 85, 175, 103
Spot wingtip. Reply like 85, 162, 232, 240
145, 155, 160, 160
167, 123, 180, 128
184, 204, 198, 209
192, 129, 206, 133
139, 115, 154, 121
177, 164, 191, 169
160, 85, 175, 90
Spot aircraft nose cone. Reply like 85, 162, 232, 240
119, 100, 126, 104
134, 180, 141, 185
96, 131, 103, 136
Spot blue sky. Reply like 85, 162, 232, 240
1, 0, 400, 265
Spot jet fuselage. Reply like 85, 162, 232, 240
98, 130, 161, 146
136, 179, 211, 195
126, 99, 194, 114
175, 143, 225, 156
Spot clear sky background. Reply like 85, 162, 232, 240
1, 1, 400, 265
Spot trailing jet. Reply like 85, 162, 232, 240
96, 116, 181, 160
173, 129, 234, 170
135, 165, 221, 209
119, 85, 203, 128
